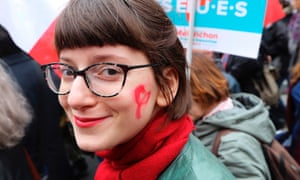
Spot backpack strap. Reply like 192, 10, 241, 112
212, 129, 235, 156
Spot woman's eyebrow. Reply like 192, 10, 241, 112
59, 57, 71, 62
93, 54, 128, 63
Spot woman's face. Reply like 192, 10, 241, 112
58, 45, 163, 152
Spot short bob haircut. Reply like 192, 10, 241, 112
54, 0, 191, 120
190, 52, 229, 109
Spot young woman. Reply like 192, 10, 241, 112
190, 52, 276, 179
41, 0, 234, 179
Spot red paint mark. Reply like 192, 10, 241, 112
200, 0, 210, 6
182, 0, 190, 22
134, 85, 151, 119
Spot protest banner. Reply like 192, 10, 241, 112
158, 0, 268, 58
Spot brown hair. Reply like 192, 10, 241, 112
190, 52, 229, 109
54, 0, 190, 120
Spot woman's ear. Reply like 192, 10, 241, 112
156, 67, 179, 107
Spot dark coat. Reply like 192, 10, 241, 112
0, 144, 34, 180
1, 52, 73, 180
225, 55, 263, 96
286, 80, 300, 164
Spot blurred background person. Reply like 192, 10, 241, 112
225, 44, 287, 130
286, 61, 300, 165
288, 0, 300, 68
280, 0, 293, 39
0, 24, 74, 179
0, 60, 34, 179
190, 52, 276, 179
191, 49, 241, 94
225, 0, 291, 130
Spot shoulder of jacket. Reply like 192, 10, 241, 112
159, 135, 235, 179
220, 131, 260, 146
217, 131, 264, 158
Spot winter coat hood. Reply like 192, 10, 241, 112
193, 93, 276, 144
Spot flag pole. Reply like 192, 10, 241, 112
186, 0, 196, 79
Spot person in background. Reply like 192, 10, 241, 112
0, 60, 34, 179
190, 52, 276, 179
225, 48, 285, 130
0, 24, 74, 179
41, 0, 235, 179
288, 0, 300, 68
286, 61, 300, 165
192, 49, 240, 94
261, 16, 291, 131
280, 0, 293, 44
212, 52, 241, 94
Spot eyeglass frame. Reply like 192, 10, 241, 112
41, 62, 160, 98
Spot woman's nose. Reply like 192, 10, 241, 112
67, 76, 96, 109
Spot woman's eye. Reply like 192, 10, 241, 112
62, 68, 74, 76
91, 66, 123, 81
103, 68, 120, 76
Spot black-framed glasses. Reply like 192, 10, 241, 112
41, 62, 159, 97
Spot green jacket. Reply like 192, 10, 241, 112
159, 134, 235, 180
193, 93, 276, 180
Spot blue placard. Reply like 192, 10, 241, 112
157, 0, 267, 58
158, 0, 266, 33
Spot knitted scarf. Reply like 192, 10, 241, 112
94, 112, 194, 179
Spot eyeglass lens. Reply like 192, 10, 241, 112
44, 63, 125, 97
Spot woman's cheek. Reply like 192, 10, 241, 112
134, 85, 151, 119
58, 95, 72, 122
58, 95, 68, 109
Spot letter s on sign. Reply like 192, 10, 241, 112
235, 1, 247, 17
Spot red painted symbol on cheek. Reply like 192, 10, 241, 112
134, 85, 151, 119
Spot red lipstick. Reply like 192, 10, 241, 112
74, 116, 106, 128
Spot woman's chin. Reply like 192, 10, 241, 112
76, 140, 103, 152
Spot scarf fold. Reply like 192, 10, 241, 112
95, 112, 194, 180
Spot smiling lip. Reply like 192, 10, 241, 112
74, 116, 107, 128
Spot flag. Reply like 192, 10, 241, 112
29, 20, 58, 65
264, 0, 286, 27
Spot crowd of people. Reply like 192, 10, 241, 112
1, 0, 300, 179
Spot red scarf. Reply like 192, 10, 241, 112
94, 113, 194, 179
